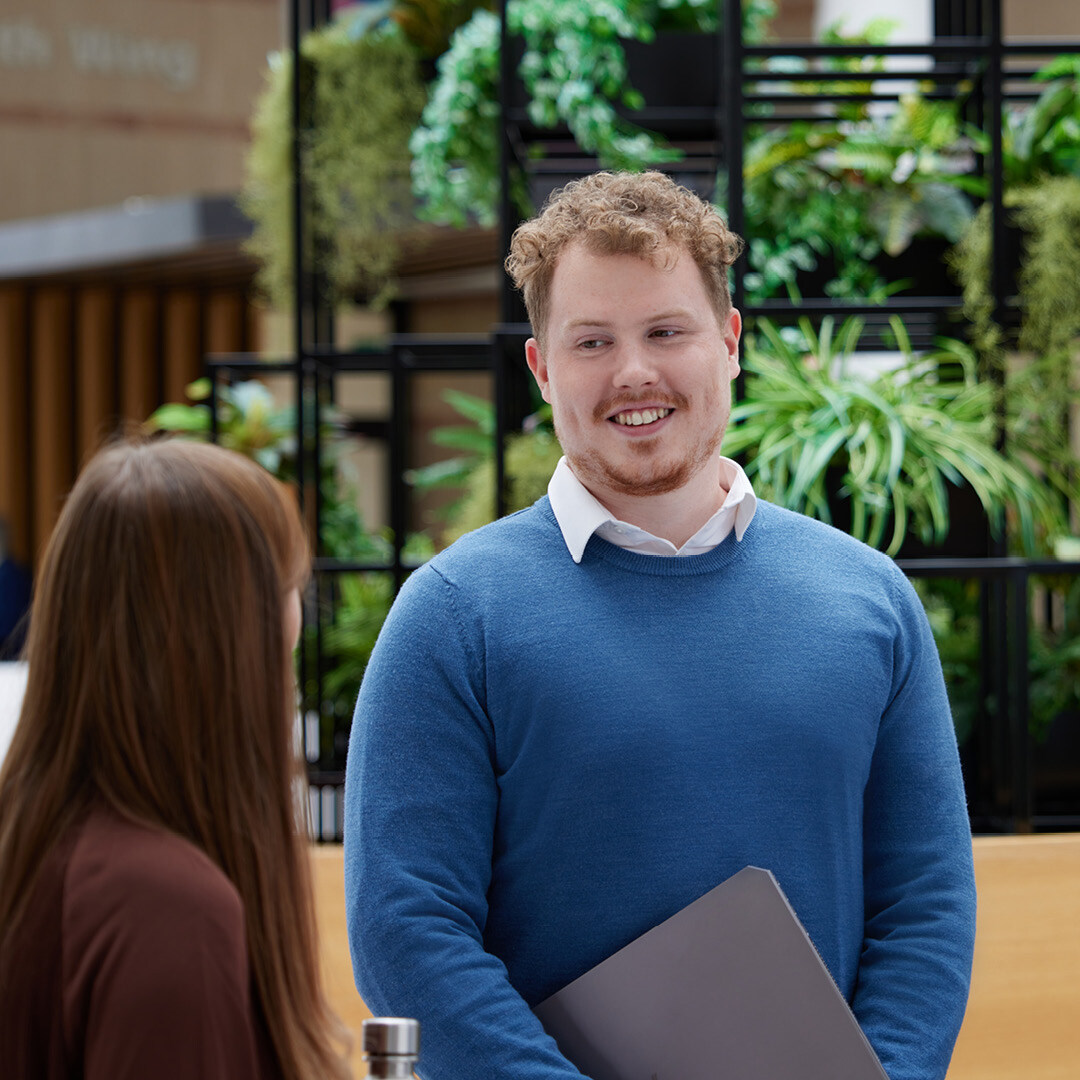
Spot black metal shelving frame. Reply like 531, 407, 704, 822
207, 0, 1080, 837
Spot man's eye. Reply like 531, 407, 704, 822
579, 338, 608, 350
651, 328, 678, 338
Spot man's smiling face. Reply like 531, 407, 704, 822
526, 242, 741, 508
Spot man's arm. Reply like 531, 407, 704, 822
344, 563, 587, 1080
852, 568, 978, 1080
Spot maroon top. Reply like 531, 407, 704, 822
0, 807, 278, 1079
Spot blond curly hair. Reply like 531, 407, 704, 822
505, 171, 744, 342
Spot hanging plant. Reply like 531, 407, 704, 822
950, 174, 1080, 543
406, 391, 563, 545
240, 13, 426, 307
411, 0, 776, 226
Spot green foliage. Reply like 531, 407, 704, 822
408, 390, 562, 543
950, 176, 1080, 545
318, 574, 396, 702
146, 378, 383, 563
917, 574, 1080, 744
313, 527, 436, 709
441, 426, 563, 542
240, 18, 426, 307
1029, 576, 1080, 741
742, 48, 976, 302
743, 129, 886, 301
147, 378, 293, 471
965, 55, 1080, 187
391, 0, 493, 61
241, 52, 296, 308
406, 388, 497, 513
409, 10, 504, 227
949, 202, 1000, 356
411, 0, 775, 226
915, 578, 982, 745
722, 316, 1067, 555
1013, 176, 1080, 356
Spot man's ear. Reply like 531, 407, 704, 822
724, 308, 742, 377
525, 338, 551, 403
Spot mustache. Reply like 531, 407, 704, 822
593, 392, 689, 424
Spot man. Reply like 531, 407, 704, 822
344, 171, 976, 1080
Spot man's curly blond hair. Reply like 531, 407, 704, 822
505, 171, 744, 343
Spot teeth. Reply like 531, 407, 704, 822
614, 408, 670, 426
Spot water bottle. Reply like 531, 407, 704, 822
361, 1017, 420, 1078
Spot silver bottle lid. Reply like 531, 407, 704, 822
362, 1017, 420, 1059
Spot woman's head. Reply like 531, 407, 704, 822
23, 436, 308, 837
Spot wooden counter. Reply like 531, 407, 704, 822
948, 833, 1080, 1080
313, 834, 1080, 1078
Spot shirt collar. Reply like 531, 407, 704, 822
547, 456, 758, 564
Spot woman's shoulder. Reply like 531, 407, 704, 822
65, 807, 247, 966
69, 807, 241, 918
60, 808, 265, 1075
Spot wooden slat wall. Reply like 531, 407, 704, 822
163, 289, 202, 407
119, 288, 160, 425
205, 290, 246, 359
31, 288, 74, 567
76, 288, 118, 468
0, 282, 256, 571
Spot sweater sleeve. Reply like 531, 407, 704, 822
64, 821, 268, 1080
851, 568, 977, 1080
344, 564, 587, 1080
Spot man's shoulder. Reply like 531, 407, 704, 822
754, 500, 901, 570
750, 501, 911, 604
422, 498, 563, 582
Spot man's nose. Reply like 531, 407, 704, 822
612, 342, 659, 388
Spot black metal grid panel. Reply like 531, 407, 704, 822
206, 0, 1080, 836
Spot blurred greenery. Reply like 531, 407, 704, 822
147, 378, 431, 745
408, 391, 563, 544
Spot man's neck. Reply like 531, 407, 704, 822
578, 464, 729, 549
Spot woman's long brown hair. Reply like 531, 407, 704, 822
0, 437, 350, 1080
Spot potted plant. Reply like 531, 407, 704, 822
741, 19, 978, 304
721, 315, 1069, 557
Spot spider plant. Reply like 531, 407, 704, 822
722, 316, 1067, 556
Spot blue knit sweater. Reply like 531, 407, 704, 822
344, 498, 976, 1080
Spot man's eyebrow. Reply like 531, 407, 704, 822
561, 310, 698, 331
562, 318, 614, 331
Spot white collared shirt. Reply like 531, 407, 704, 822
547, 456, 758, 564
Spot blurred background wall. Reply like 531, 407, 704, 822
0, 0, 282, 568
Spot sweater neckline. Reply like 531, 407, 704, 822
534, 496, 762, 577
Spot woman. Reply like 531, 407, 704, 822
0, 438, 351, 1080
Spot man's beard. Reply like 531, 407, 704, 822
556, 399, 726, 498
568, 440, 699, 497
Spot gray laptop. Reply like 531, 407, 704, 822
533, 866, 889, 1080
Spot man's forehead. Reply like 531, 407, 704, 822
556, 237, 685, 272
